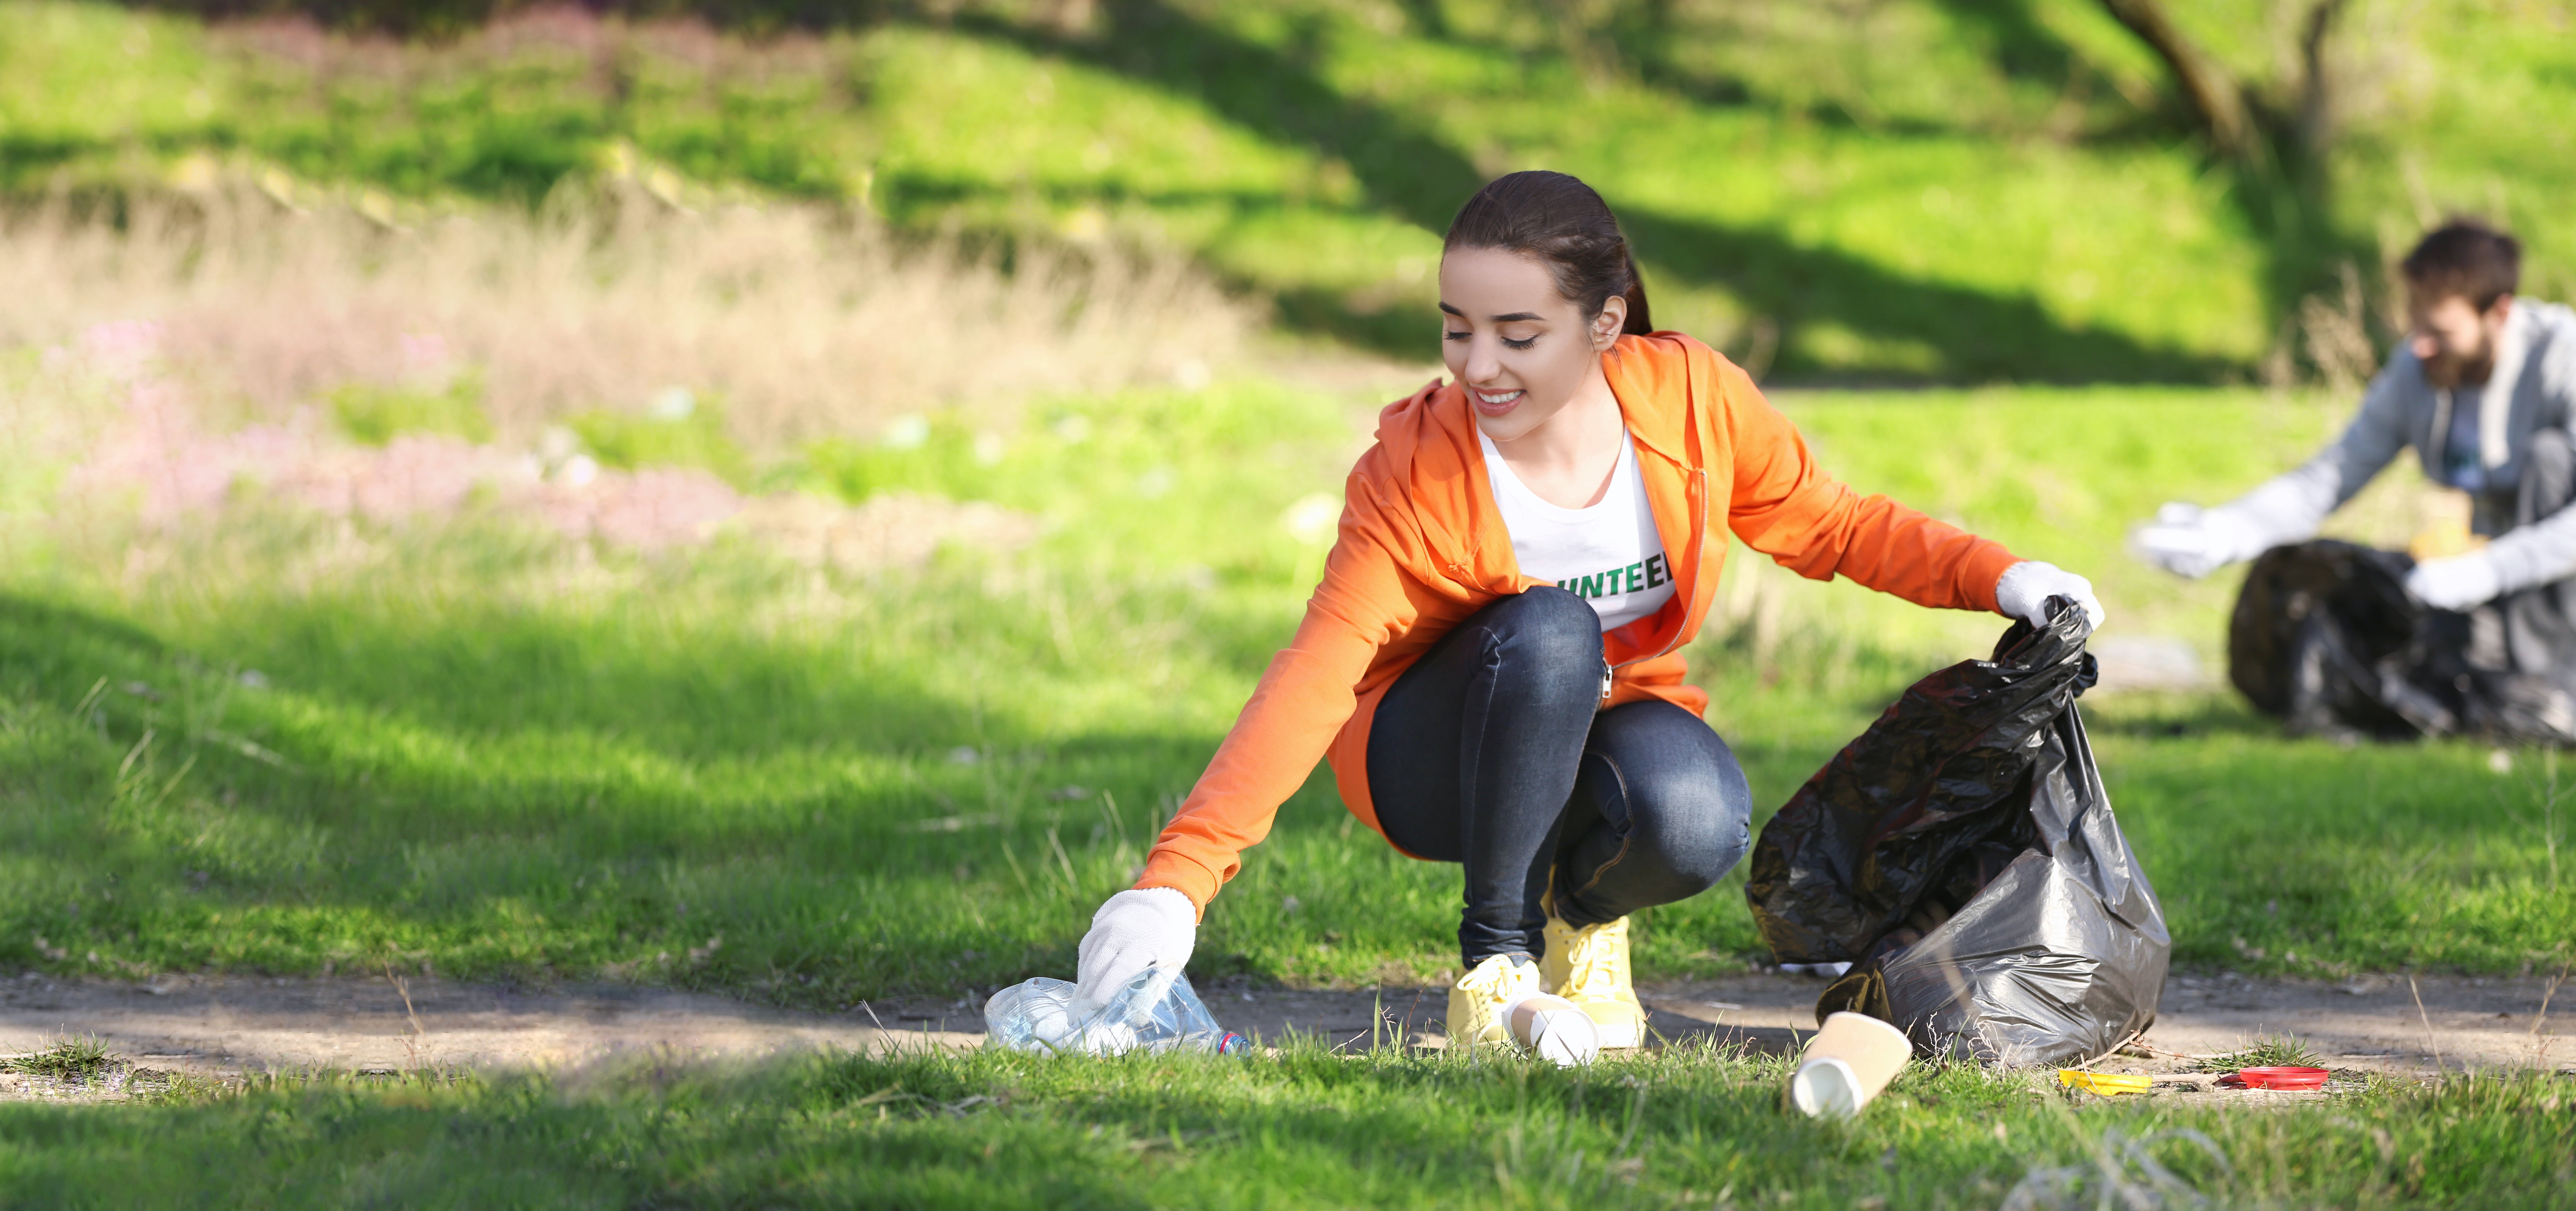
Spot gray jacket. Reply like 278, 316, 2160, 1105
2231, 299, 2576, 593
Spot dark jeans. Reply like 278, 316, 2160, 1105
1366, 588, 1752, 966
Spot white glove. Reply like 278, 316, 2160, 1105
2130, 501, 2264, 579
1994, 560, 2106, 631
2405, 552, 2502, 611
1073, 887, 1197, 1015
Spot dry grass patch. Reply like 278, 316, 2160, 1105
0, 188, 1249, 453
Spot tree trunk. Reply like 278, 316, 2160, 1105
2295, 0, 2352, 162
2096, 0, 2259, 162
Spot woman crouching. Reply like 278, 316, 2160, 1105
1072, 171, 2102, 1054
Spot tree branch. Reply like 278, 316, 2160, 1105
2096, 0, 2258, 162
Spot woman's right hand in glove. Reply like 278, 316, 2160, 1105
1074, 887, 1198, 1014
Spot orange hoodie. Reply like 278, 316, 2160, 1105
1135, 332, 2022, 911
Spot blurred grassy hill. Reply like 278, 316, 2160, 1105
4, 0, 2573, 383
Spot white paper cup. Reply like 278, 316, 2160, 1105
1505, 995, 1600, 1067
1789, 1011, 1912, 1118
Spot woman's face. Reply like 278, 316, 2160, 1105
1438, 246, 1624, 442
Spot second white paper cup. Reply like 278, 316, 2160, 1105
1789, 1011, 1912, 1118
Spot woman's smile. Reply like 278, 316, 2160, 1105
1471, 387, 1526, 415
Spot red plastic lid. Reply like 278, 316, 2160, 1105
2222, 1066, 2329, 1090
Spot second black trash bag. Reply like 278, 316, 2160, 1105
2228, 540, 2576, 744
1742, 599, 2169, 1067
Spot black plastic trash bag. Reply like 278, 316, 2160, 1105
1743, 600, 2169, 1067
2230, 540, 2576, 744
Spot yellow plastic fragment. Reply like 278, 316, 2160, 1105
2057, 1069, 2151, 1095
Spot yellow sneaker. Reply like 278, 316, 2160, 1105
1445, 953, 1543, 1051
1541, 914, 1645, 1048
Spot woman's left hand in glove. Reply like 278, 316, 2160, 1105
1994, 561, 2107, 631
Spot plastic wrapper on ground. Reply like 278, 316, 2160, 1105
1743, 600, 2170, 1068
984, 969, 1247, 1056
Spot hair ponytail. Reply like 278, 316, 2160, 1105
1444, 170, 1653, 337
1618, 246, 1652, 336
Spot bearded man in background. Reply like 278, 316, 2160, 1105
2135, 220, 2576, 739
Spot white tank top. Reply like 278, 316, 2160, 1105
1477, 429, 1677, 631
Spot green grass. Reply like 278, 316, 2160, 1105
2, 371, 2572, 1205
0, 383, 2567, 1001
3, 1042, 2570, 1208
568, 396, 751, 486
10, 7, 2576, 1198
0, 1034, 115, 1079
9, 1, 2576, 380
2198, 1034, 2323, 1074
329, 376, 494, 447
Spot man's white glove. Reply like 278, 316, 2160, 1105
2404, 552, 2503, 611
1994, 561, 2106, 631
1073, 886, 1197, 1015
2130, 502, 2265, 579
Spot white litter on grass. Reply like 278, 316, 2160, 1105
880, 414, 932, 450
649, 387, 696, 421
1777, 962, 1852, 978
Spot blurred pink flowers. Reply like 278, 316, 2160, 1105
397, 332, 457, 384
53, 339, 1036, 566
49, 320, 168, 383
66, 359, 740, 553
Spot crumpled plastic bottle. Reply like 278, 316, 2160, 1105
981, 977, 1083, 1053
983, 968, 1250, 1056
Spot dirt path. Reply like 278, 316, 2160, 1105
3, 968, 2565, 1102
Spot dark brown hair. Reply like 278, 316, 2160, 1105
1443, 171, 1653, 336
2402, 219, 2521, 310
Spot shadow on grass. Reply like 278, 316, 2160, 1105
0, 582, 1478, 999
3, 578, 2559, 999
0, 591, 964, 763
0, 587, 1276, 994
959, 0, 2236, 383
